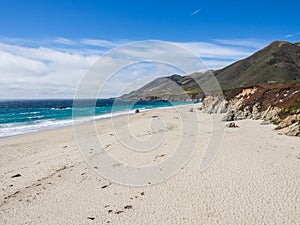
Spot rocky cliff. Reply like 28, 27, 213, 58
200, 83, 300, 137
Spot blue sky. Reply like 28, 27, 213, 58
1, 0, 300, 42
0, 0, 299, 98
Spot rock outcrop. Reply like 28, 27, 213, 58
201, 83, 300, 137
276, 114, 300, 136
200, 95, 227, 114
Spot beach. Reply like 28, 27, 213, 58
0, 105, 300, 225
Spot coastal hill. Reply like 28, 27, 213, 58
121, 40, 300, 101
120, 74, 205, 101
215, 40, 300, 89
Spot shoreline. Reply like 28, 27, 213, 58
0, 102, 199, 140
1, 104, 299, 224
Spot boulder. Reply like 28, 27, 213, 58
276, 121, 300, 136
260, 106, 281, 122
251, 105, 261, 119
235, 111, 247, 120
202, 95, 228, 114
286, 123, 300, 136
276, 114, 299, 129
223, 110, 236, 121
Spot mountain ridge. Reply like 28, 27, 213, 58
120, 40, 300, 101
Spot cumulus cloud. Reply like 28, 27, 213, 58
0, 50, 48, 76
0, 43, 99, 99
0, 37, 260, 99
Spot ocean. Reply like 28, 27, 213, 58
0, 99, 195, 138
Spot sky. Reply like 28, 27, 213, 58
0, 0, 299, 98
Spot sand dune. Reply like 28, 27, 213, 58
0, 105, 300, 224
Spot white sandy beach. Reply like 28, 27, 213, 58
0, 105, 300, 225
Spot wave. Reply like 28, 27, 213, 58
0, 102, 197, 138
0, 119, 74, 138
0, 109, 133, 138
51, 107, 71, 110
27, 115, 44, 119
19, 111, 40, 115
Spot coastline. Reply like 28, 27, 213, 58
0, 102, 198, 140
0, 104, 299, 224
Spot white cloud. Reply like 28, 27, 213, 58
190, 9, 201, 16
100, 61, 185, 97
0, 50, 48, 75
202, 59, 236, 69
214, 39, 268, 49
0, 43, 99, 99
80, 39, 122, 48
53, 37, 77, 45
285, 32, 300, 38
179, 42, 254, 59
0, 37, 38, 46
0, 37, 262, 99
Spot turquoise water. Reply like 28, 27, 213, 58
0, 99, 196, 138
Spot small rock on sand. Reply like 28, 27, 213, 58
101, 183, 111, 189
11, 174, 21, 178
87, 217, 95, 220
124, 205, 132, 209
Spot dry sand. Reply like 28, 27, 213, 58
0, 105, 300, 225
